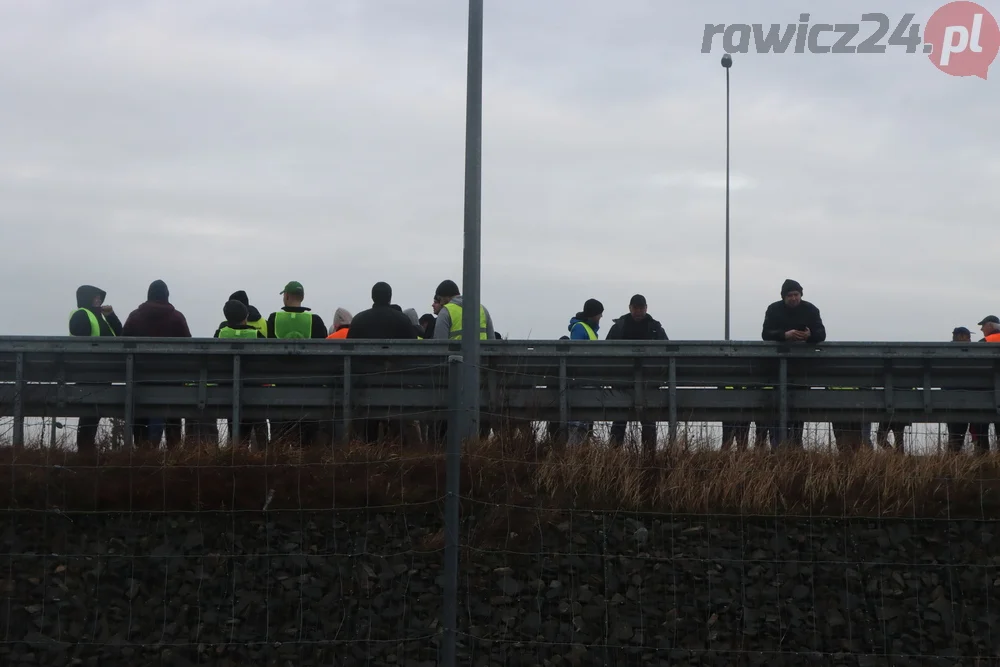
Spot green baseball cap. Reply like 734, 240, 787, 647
280, 281, 304, 295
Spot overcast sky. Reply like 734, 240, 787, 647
0, 0, 997, 342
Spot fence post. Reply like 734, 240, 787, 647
124, 353, 135, 450
442, 354, 463, 667
778, 357, 788, 445
13, 352, 24, 450
232, 355, 241, 446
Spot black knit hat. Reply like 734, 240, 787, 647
781, 279, 803, 296
223, 299, 248, 323
435, 280, 460, 298
147, 280, 169, 303
582, 298, 604, 318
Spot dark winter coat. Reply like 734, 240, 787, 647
347, 304, 420, 340
69, 285, 123, 337
605, 313, 668, 341
122, 301, 192, 337
761, 300, 826, 344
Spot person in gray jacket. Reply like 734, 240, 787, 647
431, 280, 496, 340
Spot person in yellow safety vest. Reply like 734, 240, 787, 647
564, 299, 604, 444
266, 281, 327, 339
226, 290, 268, 337
69, 285, 122, 454
214, 300, 265, 339
213, 300, 268, 449
568, 299, 603, 340
431, 279, 495, 341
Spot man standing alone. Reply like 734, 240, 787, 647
760, 279, 826, 448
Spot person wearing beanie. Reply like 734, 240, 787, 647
227, 290, 268, 337
120, 280, 191, 449
568, 298, 604, 340
761, 278, 826, 344
431, 279, 496, 340
759, 278, 827, 449
266, 280, 327, 339
212, 299, 267, 449
605, 294, 667, 454
326, 307, 353, 339
214, 300, 264, 339
346, 282, 420, 340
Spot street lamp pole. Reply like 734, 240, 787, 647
721, 53, 732, 341
460, 0, 484, 440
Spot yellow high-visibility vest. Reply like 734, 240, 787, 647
218, 327, 259, 339
274, 311, 312, 339
444, 302, 487, 340
69, 308, 114, 337
573, 321, 597, 340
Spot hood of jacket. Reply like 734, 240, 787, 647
230, 290, 262, 321
402, 308, 420, 327
76, 285, 107, 309
568, 314, 599, 334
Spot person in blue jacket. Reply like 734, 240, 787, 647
565, 299, 604, 444
568, 299, 604, 340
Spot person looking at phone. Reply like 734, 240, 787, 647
761, 279, 826, 344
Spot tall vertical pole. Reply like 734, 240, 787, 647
721, 53, 732, 341
460, 0, 484, 440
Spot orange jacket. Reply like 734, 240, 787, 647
986, 333, 1000, 342
327, 327, 349, 339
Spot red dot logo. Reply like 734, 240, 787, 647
924, 1, 1000, 78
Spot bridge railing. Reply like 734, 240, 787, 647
2, 337, 1000, 448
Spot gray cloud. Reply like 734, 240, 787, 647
0, 0, 997, 342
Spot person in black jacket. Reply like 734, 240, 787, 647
347, 283, 419, 444
347, 283, 420, 340
606, 294, 667, 455
759, 279, 827, 449
69, 285, 123, 453
761, 279, 826, 344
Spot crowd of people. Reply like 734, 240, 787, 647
65, 276, 1000, 455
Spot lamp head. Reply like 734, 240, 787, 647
721, 53, 733, 68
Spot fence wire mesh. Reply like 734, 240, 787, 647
2, 348, 1000, 666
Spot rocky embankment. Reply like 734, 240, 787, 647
2, 510, 998, 667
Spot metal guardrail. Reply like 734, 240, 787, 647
2, 336, 1000, 448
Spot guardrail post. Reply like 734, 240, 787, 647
442, 354, 463, 667
341, 356, 352, 445
633, 359, 644, 424
124, 353, 135, 450
993, 360, 1000, 420
558, 357, 567, 434
13, 352, 24, 450
883, 361, 894, 416
923, 360, 933, 415
232, 355, 242, 446
668, 357, 678, 445
778, 357, 788, 445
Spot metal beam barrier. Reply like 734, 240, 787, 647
3, 338, 1000, 426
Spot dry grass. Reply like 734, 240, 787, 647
1, 437, 999, 519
